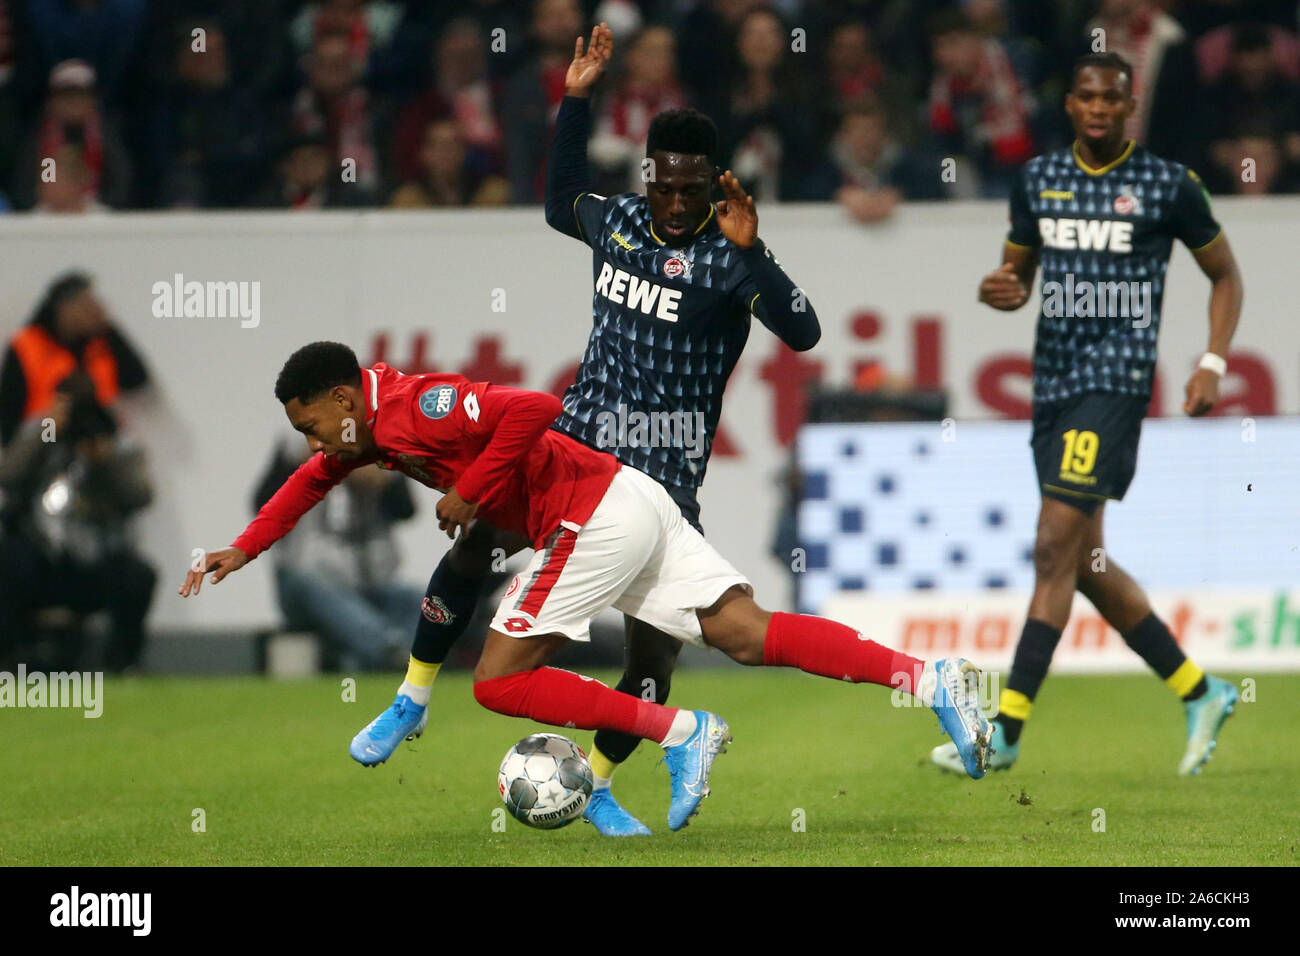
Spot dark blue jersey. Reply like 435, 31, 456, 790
553, 190, 791, 489
544, 95, 819, 491
1007, 142, 1222, 406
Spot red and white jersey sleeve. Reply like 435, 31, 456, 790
231, 450, 364, 560
229, 364, 621, 560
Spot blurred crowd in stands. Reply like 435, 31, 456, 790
0, 0, 1298, 219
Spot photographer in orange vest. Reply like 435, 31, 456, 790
0, 271, 149, 448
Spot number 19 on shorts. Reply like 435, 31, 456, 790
1060, 428, 1099, 477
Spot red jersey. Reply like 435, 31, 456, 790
231, 364, 620, 559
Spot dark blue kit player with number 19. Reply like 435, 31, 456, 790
929, 52, 1245, 778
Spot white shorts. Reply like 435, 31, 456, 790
488, 466, 751, 647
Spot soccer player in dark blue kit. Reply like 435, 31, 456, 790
349, 23, 822, 834
931, 52, 1246, 777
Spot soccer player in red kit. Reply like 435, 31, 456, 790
179, 342, 992, 828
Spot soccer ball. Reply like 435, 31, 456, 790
498, 733, 593, 830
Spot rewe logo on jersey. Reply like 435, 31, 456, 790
1037, 217, 1133, 252
594, 262, 682, 322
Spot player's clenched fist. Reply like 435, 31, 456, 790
565, 21, 612, 97
178, 546, 248, 597
979, 261, 1030, 310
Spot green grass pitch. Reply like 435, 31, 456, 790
3, 670, 1296, 866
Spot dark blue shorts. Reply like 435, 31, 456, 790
1031, 391, 1147, 516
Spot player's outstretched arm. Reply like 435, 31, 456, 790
178, 546, 248, 597
978, 245, 1037, 311
543, 23, 612, 240
721, 170, 821, 351
1183, 235, 1243, 416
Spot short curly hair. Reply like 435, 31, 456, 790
1071, 52, 1134, 91
274, 341, 362, 405
646, 108, 718, 163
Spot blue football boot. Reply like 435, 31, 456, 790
350, 693, 428, 766
930, 658, 993, 779
583, 788, 652, 836
664, 711, 731, 831
1179, 675, 1238, 776
932, 719, 1018, 774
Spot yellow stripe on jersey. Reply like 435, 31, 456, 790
572, 193, 588, 242
1189, 230, 1224, 253
694, 204, 716, 234
1042, 482, 1112, 501
1072, 139, 1136, 176
649, 204, 716, 247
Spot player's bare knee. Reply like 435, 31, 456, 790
1032, 535, 1077, 581
710, 631, 764, 666
699, 590, 770, 665
1034, 511, 1088, 581
472, 658, 500, 684
472, 669, 515, 711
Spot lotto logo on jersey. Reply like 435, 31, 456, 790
1037, 217, 1133, 252
594, 262, 683, 322
420, 385, 458, 419
503, 617, 533, 633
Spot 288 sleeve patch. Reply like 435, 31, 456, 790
419, 385, 459, 419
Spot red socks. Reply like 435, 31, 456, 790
762, 611, 923, 693
474, 615, 922, 739
474, 667, 677, 742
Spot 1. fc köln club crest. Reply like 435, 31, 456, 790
421, 596, 456, 625
663, 250, 692, 279
1113, 185, 1141, 216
